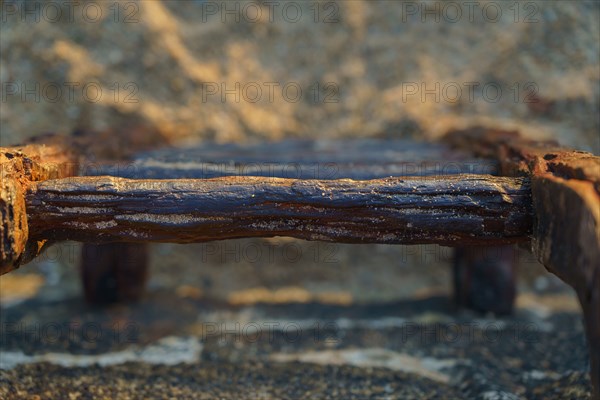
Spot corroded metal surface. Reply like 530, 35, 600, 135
25, 174, 532, 247
0, 137, 78, 274
445, 127, 600, 398
88, 139, 498, 180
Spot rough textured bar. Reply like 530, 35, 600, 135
25, 174, 532, 246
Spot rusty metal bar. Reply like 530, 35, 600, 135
22, 174, 532, 248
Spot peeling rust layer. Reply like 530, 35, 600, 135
445, 127, 600, 399
444, 128, 600, 189
0, 174, 27, 274
1, 136, 79, 274
26, 174, 532, 246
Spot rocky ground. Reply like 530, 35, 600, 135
1, 1, 599, 152
0, 241, 594, 399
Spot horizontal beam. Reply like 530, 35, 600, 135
26, 174, 532, 246
92, 138, 498, 180
89, 160, 498, 180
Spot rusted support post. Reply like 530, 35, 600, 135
583, 267, 600, 400
532, 175, 600, 399
445, 127, 600, 398
23, 174, 533, 247
453, 245, 516, 315
81, 242, 149, 304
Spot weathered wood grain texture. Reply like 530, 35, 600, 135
26, 175, 532, 246
445, 127, 600, 398
1, 136, 79, 274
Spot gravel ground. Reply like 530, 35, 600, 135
0, 241, 593, 399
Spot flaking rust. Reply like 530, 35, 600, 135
0, 136, 78, 274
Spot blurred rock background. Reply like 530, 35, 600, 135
1, 0, 598, 152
